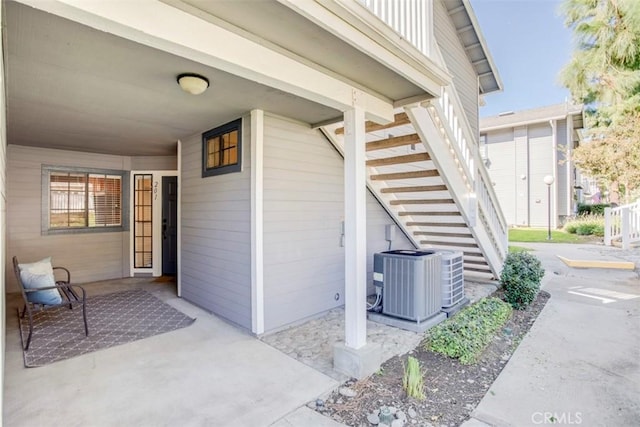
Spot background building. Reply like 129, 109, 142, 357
480, 103, 584, 227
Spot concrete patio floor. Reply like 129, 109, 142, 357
3, 278, 338, 427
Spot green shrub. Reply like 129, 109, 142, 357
563, 214, 605, 236
402, 356, 425, 400
500, 252, 545, 309
576, 223, 596, 235
577, 203, 610, 216
425, 297, 512, 364
563, 222, 578, 234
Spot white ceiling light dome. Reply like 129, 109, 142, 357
177, 73, 209, 95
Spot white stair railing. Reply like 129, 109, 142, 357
429, 86, 508, 261
358, 0, 432, 58
605, 199, 640, 250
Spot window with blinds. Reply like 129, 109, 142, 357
48, 170, 122, 230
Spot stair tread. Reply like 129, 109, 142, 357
366, 134, 420, 151
371, 170, 439, 180
419, 240, 478, 248
465, 266, 493, 273
414, 231, 473, 238
399, 211, 460, 216
335, 112, 410, 134
391, 198, 454, 205
463, 258, 489, 265
381, 184, 448, 193
329, 106, 503, 281
366, 152, 430, 167
406, 221, 467, 227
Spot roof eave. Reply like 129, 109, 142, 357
480, 108, 585, 133
460, 0, 503, 94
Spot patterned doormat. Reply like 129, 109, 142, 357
18, 289, 195, 367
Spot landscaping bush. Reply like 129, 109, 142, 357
500, 252, 545, 309
425, 297, 512, 364
563, 221, 578, 234
577, 203, 610, 216
562, 214, 605, 236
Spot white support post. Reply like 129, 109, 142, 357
621, 207, 630, 250
251, 110, 265, 335
343, 106, 367, 349
177, 140, 182, 297
604, 207, 612, 246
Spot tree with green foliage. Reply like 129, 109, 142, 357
560, 0, 640, 125
560, 0, 640, 200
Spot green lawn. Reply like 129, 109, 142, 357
508, 245, 533, 253
509, 228, 585, 243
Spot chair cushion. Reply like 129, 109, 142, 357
18, 257, 62, 305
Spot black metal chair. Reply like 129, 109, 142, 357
13, 256, 89, 351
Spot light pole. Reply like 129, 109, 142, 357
544, 175, 555, 240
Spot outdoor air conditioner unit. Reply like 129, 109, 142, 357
437, 251, 465, 308
373, 250, 442, 322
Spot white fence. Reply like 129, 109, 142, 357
604, 199, 640, 249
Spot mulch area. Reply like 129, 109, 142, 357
320, 290, 550, 426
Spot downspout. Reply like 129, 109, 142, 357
549, 119, 558, 228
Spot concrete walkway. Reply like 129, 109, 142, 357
465, 243, 640, 427
3, 280, 338, 427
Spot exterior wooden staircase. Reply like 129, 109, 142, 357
322, 88, 507, 280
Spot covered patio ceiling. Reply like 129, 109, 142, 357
5, 0, 433, 157
5, 1, 340, 157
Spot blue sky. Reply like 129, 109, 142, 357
469, 0, 574, 117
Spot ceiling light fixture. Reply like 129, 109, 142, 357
177, 73, 209, 95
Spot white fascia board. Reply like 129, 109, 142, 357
17, 0, 393, 124
278, 0, 451, 98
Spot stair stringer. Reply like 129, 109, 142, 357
319, 127, 424, 251
403, 103, 503, 278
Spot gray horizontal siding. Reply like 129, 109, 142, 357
262, 115, 413, 332
180, 116, 252, 329
262, 116, 344, 332
6, 145, 131, 292
528, 123, 554, 227
555, 119, 569, 217
485, 129, 517, 226
434, 0, 479, 136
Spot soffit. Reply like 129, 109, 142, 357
169, 0, 426, 101
445, 0, 502, 95
5, 1, 343, 156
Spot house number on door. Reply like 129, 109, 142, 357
154, 181, 159, 200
